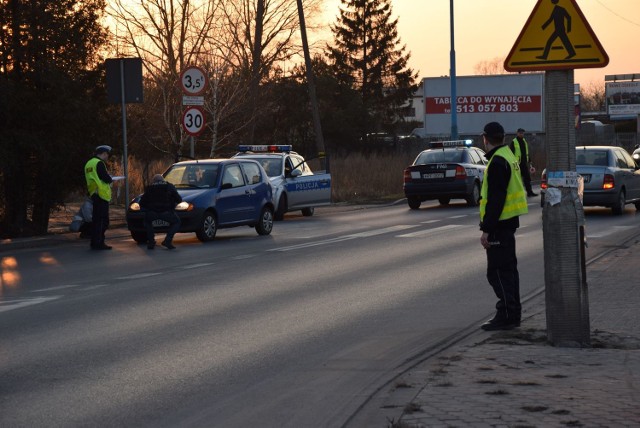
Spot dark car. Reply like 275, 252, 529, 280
403, 140, 487, 209
540, 146, 640, 214
127, 159, 274, 242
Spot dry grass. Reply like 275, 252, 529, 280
330, 151, 416, 202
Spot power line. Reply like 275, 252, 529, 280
594, 0, 640, 27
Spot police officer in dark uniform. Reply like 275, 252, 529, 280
140, 174, 182, 250
84, 145, 114, 250
479, 122, 529, 331
510, 128, 537, 197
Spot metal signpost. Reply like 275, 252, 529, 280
505, 0, 608, 347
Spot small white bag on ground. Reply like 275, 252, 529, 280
69, 198, 93, 232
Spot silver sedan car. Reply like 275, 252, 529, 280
576, 146, 640, 214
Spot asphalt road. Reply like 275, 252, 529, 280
1, 198, 637, 427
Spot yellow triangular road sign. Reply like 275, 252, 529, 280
504, 0, 608, 72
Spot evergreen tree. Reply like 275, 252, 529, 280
0, 0, 110, 237
326, 0, 417, 133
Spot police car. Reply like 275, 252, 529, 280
233, 145, 331, 220
403, 140, 487, 209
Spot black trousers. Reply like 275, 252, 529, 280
144, 211, 180, 244
485, 228, 521, 321
520, 161, 533, 194
90, 194, 110, 248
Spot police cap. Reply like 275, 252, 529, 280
95, 145, 112, 155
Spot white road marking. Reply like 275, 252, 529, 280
449, 215, 468, 219
180, 263, 215, 269
30, 284, 82, 293
397, 224, 468, 238
269, 225, 418, 252
117, 272, 162, 280
232, 254, 257, 260
421, 219, 441, 224
0, 296, 62, 313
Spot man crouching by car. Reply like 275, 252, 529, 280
140, 174, 182, 250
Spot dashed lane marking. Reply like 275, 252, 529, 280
397, 224, 469, 238
0, 296, 62, 313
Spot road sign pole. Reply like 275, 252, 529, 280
542, 69, 590, 347
119, 60, 130, 210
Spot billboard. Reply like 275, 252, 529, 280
422, 74, 544, 136
606, 81, 640, 117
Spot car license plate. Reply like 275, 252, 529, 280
423, 172, 444, 179
152, 219, 170, 227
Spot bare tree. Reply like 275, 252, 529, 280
219, 0, 322, 143
108, 0, 220, 159
473, 57, 507, 75
580, 81, 605, 112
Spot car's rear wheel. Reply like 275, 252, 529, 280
438, 197, 451, 205
466, 182, 481, 207
301, 207, 314, 217
611, 189, 626, 215
130, 231, 147, 244
256, 206, 274, 235
196, 211, 217, 242
635, 201, 640, 211
274, 195, 286, 221
407, 197, 421, 210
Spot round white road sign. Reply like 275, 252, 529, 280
180, 66, 208, 96
182, 106, 206, 136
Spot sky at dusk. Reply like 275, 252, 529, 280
319, 0, 640, 88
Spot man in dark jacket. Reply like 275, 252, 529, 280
479, 122, 528, 331
140, 174, 182, 250
510, 128, 537, 197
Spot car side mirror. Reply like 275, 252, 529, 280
291, 168, 302, 177
221, 182, 233, 190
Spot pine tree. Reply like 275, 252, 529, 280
326, 0, 417, 132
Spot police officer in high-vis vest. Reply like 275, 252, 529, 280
85, 145, 114, 250
479, 122, 528, 331
510, 128, 537, 197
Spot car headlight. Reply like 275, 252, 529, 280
129, 202, 141, 211
175, 201, 193, 211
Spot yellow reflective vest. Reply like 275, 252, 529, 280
510, 137, 530, 164
480, 145, 528, 221
85, 157, 112, 202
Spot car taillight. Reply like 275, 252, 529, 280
540, 170, 547, 190
603, 174, 615, 189
455, 165, 467, 180
404, 169, 412, 183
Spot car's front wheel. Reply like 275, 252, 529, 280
130, 231, 147, 244
196, 211, 217, 242
407, 197, 421, 210
301, 207, 314, 217
438, 197, 451, 205
611, 189, 626, 215
256, 206, 274, 235
466, 182, 481, 207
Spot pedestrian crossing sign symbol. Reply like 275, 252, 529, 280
504, 0, 608, 72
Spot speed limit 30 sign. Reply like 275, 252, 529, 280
182, 106, 205, 136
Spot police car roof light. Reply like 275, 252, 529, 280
238, 144, 292, 153
429, 140, 473, 149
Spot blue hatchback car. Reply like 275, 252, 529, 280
127, 159, 274, 242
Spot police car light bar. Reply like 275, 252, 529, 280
430, 140, 473, 148
238, 145, 292, 153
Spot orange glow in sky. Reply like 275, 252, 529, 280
319, 0, 640, 87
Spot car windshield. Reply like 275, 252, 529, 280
576, 150, 609, 166
165, 164, 220, 188
252, 158, 283, 177
415, 150, 464, 165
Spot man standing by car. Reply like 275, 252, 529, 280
479, 122, 528, 331
84, 145, 114, 250
140, 174, 182, 250
510, 128, 537, 197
